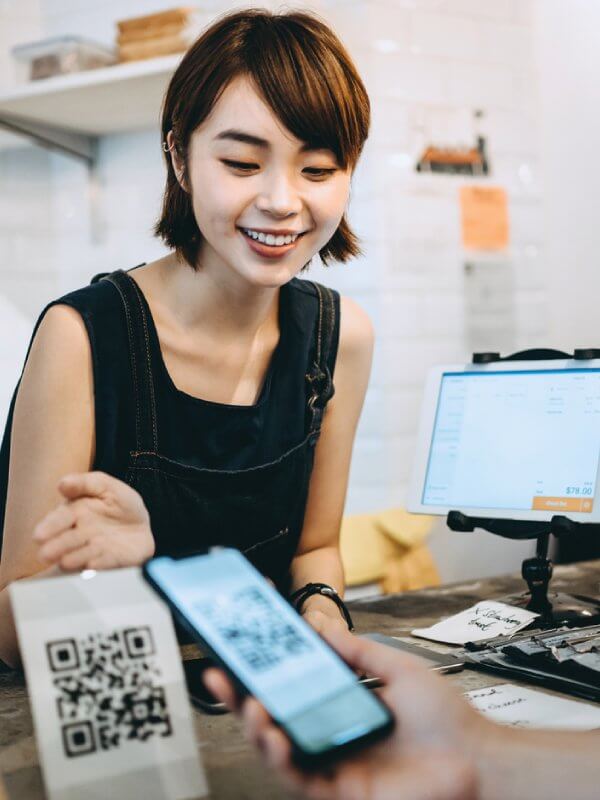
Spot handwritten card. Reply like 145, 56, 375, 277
466, 683, 600, 730
10, 568, 208, 800
411, 601, 538, 645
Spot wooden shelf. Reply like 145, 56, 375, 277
0, 53, 182, 137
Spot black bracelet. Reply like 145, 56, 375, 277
290, 582, 354, 631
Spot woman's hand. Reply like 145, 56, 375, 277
300, 594, 351, 637
33, 472, 155, 571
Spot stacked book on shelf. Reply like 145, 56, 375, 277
116, 6, 204, 63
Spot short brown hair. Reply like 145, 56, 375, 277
155, 9, 370, 269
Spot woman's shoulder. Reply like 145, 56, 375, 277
286, 277, 340, 326
287, 277, 372, 350
337, 295, 374, 376
25, 273, 124, 358
55, 271, 125, 321
28, 272, 130, 378
288, 276, 338, 301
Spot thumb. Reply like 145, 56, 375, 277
58, 471, 110, 501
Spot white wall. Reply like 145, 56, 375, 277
534, 0, 600, 351
0, 0, 551, 580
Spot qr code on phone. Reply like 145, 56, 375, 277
46, 626, 172, 758
196, 586, 313, 673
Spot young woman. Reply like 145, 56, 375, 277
0, 9, 372, 668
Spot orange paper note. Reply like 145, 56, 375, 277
460, 186, 509, 250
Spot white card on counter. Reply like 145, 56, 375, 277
411, 601, 538, 645
10, 568, 208, 800
466, 683, 600, 730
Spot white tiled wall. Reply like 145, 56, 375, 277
0, 0, 558, 580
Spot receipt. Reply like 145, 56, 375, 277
466, 683, 600, 730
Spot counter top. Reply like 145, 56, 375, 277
2, 560, 599, 799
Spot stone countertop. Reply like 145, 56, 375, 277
1, 560, 599, 799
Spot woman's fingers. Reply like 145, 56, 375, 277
32, 504, 76, 542
58, 471, 111, 501
58, 544, 101, 572
37, 526, 88, 563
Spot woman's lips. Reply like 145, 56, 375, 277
239, 229, 304, 259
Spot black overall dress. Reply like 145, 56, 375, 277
0, 268, 340, 599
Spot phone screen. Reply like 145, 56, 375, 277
144, 550, 392, 761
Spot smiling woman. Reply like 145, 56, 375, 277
155, 9, 369, 270
0, 9, 372, 669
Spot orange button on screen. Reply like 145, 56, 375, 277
532, 496, 594, 513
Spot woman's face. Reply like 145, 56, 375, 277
169, 75, 352, 288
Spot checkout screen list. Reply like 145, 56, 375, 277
422, 369, 600, 513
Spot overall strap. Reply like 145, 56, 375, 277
101, 270, 159, 453
305, 281, 337, 434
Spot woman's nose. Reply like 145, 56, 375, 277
255, 172, 303, 218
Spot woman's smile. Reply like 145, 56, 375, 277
238, 226, 308, 259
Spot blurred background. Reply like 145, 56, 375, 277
1, 0, 598, 586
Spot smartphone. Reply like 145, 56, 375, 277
143, 549, 394, 767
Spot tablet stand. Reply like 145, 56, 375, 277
446, 347, 600, 629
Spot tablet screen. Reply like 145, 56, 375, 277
410, 363, 600, 520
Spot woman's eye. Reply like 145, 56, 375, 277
303, 167, 337, 179
220, 160, 336, 178
221, 159, 259, 172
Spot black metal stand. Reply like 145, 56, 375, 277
446, 347, 600, 629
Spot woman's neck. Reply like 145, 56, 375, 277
137, 253, 280, 343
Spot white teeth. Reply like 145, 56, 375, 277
242, 228, 299, 246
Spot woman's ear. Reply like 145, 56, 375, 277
166, 130, 188, 192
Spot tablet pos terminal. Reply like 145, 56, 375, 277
408, 348, 600, 627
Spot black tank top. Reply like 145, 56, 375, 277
0, 267, 340, 592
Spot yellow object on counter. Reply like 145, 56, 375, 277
340, 508, 440, 594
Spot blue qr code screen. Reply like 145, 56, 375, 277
194, 586, 313, 673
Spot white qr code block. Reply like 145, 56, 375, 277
10, 568, 207, 800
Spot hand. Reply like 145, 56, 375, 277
205, 616, 486, 800
300, 593, 351, 637
33, 472, 155, 571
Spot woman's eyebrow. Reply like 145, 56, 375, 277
213, 128, 326, 154
214, 129, 268, 148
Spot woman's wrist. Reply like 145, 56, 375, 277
301, 593, 344, 619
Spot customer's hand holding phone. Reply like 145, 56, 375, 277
204, 617, 482, 800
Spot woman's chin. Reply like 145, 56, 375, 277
237, 259, 304, 289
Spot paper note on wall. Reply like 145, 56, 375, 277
460, 186, 509, 250
10, 568, 208, 800
466, 683, 600, 730
412, 601, 538, 645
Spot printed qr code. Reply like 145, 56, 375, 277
46, 626, 172, 758
195, 586, 313, 673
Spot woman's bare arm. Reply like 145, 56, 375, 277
0, 305, 95, 667
289, 296, 374, 628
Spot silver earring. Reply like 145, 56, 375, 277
162, 141, 170, 152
